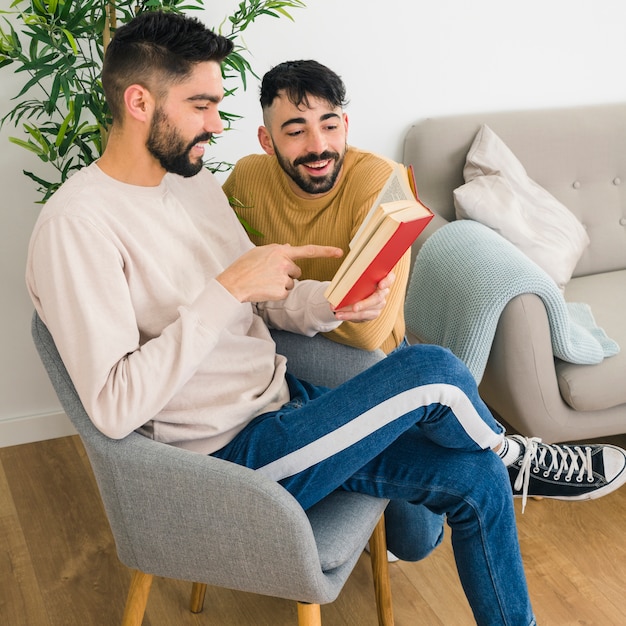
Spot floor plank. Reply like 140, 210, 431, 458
0, 457, 51, 625
0, 437, 127, 626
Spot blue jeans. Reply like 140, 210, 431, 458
383, 499, 444, 560
213, 344, 535, 625
384, 338, 447, 562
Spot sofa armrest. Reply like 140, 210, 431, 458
478, 294, 591, 441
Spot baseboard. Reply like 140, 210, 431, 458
0, 411, 77, 448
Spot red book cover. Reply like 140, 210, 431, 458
332, 211, 433, 308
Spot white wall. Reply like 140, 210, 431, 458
2, 0, 626, 445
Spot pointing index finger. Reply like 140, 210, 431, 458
284, 244, 344, 260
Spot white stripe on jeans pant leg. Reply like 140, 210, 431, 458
256, 383, 504, 482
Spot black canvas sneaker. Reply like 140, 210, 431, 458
506, 435, 626, 512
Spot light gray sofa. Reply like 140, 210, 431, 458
403, 103, 626, 442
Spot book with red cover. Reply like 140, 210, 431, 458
324, 196, 433, 308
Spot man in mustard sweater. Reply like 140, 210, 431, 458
223, 60, 409, 354
223, 60, 440, 562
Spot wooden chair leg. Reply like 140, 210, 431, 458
297, 602, 322, 626
121, 569, 153, 626
368, 514, 395, 626
190, 582, 208, 613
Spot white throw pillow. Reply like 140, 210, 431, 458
453, 124, 589, 289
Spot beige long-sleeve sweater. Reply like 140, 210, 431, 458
26, 163, 340, 454
223, 147, 410, 353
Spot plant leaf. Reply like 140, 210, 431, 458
15, 65, 56, 98
9, 136, 46, 156
61, 28, 78, 55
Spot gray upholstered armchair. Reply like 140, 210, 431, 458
31, 313, 393, 626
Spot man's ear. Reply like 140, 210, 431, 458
124, 84, 155, 123
257, 125, 275, 156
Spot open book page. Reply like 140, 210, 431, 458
349, 163, 416, 249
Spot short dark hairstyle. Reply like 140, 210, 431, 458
102, 11, 233, 121
259, 60, 348, 111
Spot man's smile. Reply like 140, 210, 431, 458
302, 158, 333, 173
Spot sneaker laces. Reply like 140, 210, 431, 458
514, 437, 594, 512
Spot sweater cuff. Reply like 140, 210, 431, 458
309, 281, 343, 332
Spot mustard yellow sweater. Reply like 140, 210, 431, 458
223, 147, 410, 353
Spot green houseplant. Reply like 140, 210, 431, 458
0, 0, 305, 203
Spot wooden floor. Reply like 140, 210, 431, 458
2, 433, 626, 625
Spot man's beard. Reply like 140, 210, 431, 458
275, 147, 346, 195
146, 107, 211, 178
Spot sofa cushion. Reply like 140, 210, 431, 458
453, 124, 590, 289
557, 270, 626, 411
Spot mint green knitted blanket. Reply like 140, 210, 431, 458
405, 220, 619, 383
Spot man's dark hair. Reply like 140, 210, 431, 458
260, 60, 348, 111
102, 11, 233, 121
